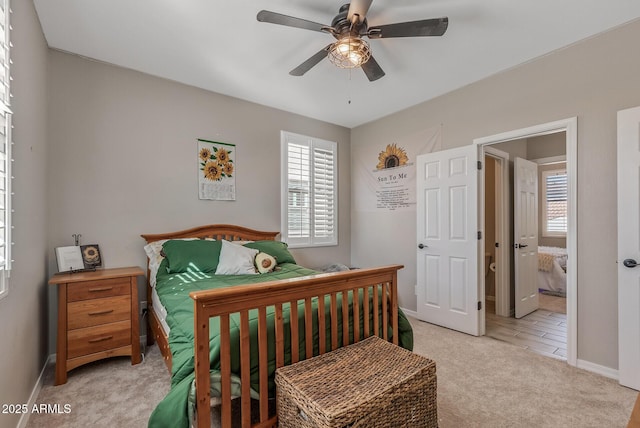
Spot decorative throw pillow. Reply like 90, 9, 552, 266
243, 241, 296, 265
255, 252, 277, 274
215, 240, 259, 275
162, 239, 223, 273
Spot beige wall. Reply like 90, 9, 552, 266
528, 132, 567, 160
0, 1, 50, 427
46, 51, 351, 353
352, 18, 640, 369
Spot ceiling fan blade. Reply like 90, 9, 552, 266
368, 17, 448, 38
257, 10, 327, 33
361, 55, 385, 82
347, 0, 373, 24
289, 45, 331, 76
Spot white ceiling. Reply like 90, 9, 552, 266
33, 1, 640, 128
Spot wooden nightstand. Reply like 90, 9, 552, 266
49, 266, 144, 385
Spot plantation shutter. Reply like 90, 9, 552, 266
312, 145, 335, 240
543, 170, 567, 235
282, 132, 337, 247
0, 0, 11, 291
286, 141, 311, 239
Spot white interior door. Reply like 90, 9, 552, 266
514, 157, 539, 318
416, 144, 480, 336
617, 105, 640, 390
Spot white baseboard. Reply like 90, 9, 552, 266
17, 355, 53, 428
400, 307, 418, 318
576, 358, 619, 381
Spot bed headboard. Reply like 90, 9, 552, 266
140, 223, 280, 290
141, 223, 280, 244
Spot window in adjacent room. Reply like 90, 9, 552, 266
542, 168, 567, 237
0, 0, 11, 299
281, 131, 337, 248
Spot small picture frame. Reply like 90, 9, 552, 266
80, 244, 102, 269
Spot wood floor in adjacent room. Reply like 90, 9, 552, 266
485, 296, 567, 361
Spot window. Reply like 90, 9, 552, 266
542, 169, 567, 237
0, 0, 11, 299
281, 131, 337, 248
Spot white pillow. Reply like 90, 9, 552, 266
215, 240, 259, 275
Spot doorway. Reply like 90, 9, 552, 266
482, 148, 509, 318
475, 118, 577, 366
483, 134, 568, 359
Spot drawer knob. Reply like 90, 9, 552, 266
88, 335, 113, 343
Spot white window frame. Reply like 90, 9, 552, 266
281, 131, 338, 248
541, 168, 567, 237
0, 0, 11, 300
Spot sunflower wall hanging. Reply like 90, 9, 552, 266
376, 143, 409, 170
197, 139, 236, 201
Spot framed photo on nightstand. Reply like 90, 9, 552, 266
80, 244, 102, 269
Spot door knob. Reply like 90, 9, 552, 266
513, 243, 528, 249
418, 243, 427, 249
623, 259, 638, 268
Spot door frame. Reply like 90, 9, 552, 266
483, 147, 511, 318
474, 117, 578, 366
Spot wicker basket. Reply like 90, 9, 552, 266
275, 335, 437, 428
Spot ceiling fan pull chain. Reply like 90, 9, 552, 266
348, 69, 352, 104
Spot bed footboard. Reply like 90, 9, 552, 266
189, 264, 403, 428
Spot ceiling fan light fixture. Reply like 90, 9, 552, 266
328, 36, 371, 69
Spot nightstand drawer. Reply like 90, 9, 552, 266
67, 277, 131, 302
67, 295, 131, 330
67, 320, 131, 359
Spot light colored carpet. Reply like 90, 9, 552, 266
410, 317, 636, 427
26, 317, 637, 427
26, 345, 169, 428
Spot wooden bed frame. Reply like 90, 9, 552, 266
141, 224, 281, 372
141, 224, 403, 428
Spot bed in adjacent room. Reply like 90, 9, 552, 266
141, 224, 413, 428
537, 245, 567, 294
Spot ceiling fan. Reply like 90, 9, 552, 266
257, 0, 448, 82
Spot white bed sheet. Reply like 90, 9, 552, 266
538, 246, 567, 293
151, 285, 170, 334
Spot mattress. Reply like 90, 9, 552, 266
151, 285, 170, 334
538, 246, 567, 293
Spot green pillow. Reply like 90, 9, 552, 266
243, 241, 296, 265
157, 257, 170, 278
162, 239, 222, 273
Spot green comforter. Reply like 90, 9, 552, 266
148, 263, 413, 428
